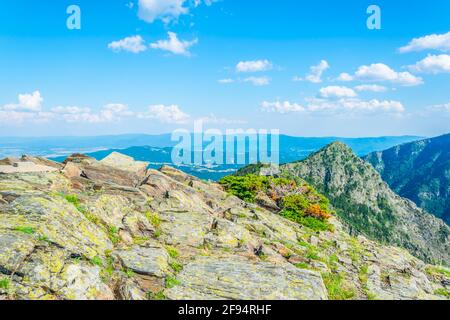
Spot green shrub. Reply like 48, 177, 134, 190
219, 175, 269, 203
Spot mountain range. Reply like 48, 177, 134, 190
364, 134, 450, 225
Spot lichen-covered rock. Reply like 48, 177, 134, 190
2, 196, 112, 259
113, 245, 170, 277
165, 256, 328, 300
57, 263, 114, 300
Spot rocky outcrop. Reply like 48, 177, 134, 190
0, 153, 448, 300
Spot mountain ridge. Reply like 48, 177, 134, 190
364, 133, 450, 224
243, 142, 450, 265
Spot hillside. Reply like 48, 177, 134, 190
0, 153, 448, 300
244, 142, 449, 265
364, 134, 450, 224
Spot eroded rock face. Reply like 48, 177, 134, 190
166, 256, 327, 300
113, 245, 170, 277
0, 153, 448, 301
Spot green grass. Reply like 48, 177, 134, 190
165, 276, 181, 289
165, 246, 179, 259
14, 226, 36, 235
295, 262, 310, 270
124, 268, 135, 278
434, 288, 450, 299
426, 266, 450, 278
90, 256, 103, 267
0, 278, 10, 290
169, 261, 183, 273
133, 236, 150, 245
100, 256, 115, 283
145, 211, 162, 228
65, 194, 87, 214
37, 234, 52, 243
322, 273, 356, 300
108, 226, 120, 245
147, 290, 166, 300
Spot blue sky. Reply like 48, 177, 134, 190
0, 0, 449, 137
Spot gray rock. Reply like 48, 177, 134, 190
113, 245, 170, 277
166, 256, 328, 300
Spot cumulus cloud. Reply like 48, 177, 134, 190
108, 35, 147, 53
243, 76, 271, 86
236, 60, 272, 73
261, 98, 404, 115
137, 0, 215, 24
409, 54, 450, 74
150, 32, 198, 56
337, 73, 353, 82
138, 104, 190, 123
294, 60, 330, 83
319, 86, 357, 98
261, 101, 305, 114
337, 63, 423, 86
2, 91, 44, 112
0, 91, 53, 124
354, 84, 388, 92
399, 31, 450, 53
52, 104, 133, 123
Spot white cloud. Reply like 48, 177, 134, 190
294, 60, 330, 83
261, 98, 404, 115
305, 60, 330, 83
337, 73, 354, 82
2, 91, 44, 112
354, 84, 388, 92
150, 32, 198, 56
108, 35, 147, 53
52, 104, 133, 123
261, 101, 305, 114
243, 76, 270, 86
0, 111, 53, 124
427, 103, 450, 116
218, 78, 234, 84
338, 63, 423, 86
138, 104, 190, 123
137, 0, 215, 23
138, 0, 188, 23
236, 60, 272, 73
319, 86, 357, 98
409, 54, 450, 74
399, 31, 450, 53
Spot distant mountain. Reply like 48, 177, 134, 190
242, 142, 450, 265
364, 133, 450, 224
0, 134, 422, 161
36, 134, 423, 181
